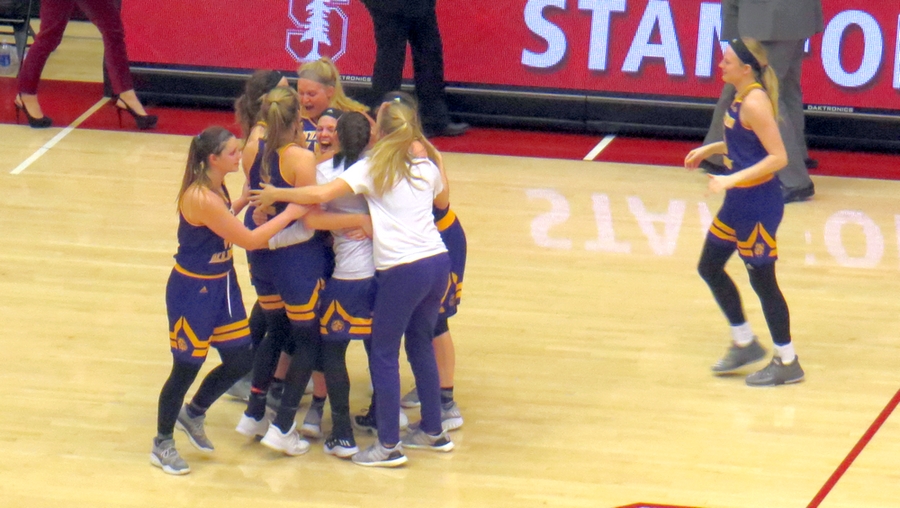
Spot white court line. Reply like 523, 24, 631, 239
583, 134, 616, 161
10, 97, 111, 175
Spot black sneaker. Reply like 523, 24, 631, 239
424, 122, 469, 138
324, 435, 359, 458
353, 410, 377, 434
783, 183, 815, 203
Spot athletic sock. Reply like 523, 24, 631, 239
774, 343, 796, 364
730, 322, 754, 346
186, 401, 207, 418
440, 387, 454, 406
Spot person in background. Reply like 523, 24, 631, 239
360, 0, 468, 138
15, 0, 156, 129
701, 0, 823, 203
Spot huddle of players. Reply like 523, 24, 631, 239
152, 58, 467, 474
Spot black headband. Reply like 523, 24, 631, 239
321, 108, 343, 120
730, 39, 762, 74
264, 71, 284, 91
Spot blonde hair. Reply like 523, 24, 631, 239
743, 38, 780, 119
297, 57, 368, 114
368, 100, 440, 196
260, 86, 300, 183
177, 126, 235, 208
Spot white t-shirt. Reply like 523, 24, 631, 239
338, 157, 447, 270
316, 158, 375, 280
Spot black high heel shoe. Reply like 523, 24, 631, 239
14, 94, 53, 129
112, 95, 158, 130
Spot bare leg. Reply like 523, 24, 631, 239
15, 93, 46, 118
115, 89, 149, 116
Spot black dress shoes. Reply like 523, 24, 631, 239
783, 182, 815, 203
424, 122, 469, 138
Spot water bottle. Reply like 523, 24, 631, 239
0, 43, 12, 76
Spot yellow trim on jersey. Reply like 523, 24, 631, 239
284, 279, 324, 322
709, 217, 737, 242
435, 209, 457, 232
212, 319, 251, 343
724, 112, 735, 130
173, 263, 228, 280
213, 320, 247, 334
737, 223, 778, 258
734, 174, 774, 188
170, 317, 208, 358
320, 301, 372, 335
212, 329, 250, 342
735, 83, 763, 103
278, 143, 299, 184
258, 294, 285, 311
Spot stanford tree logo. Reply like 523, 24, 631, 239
286, 0, 350, 63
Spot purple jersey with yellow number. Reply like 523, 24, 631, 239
302, 117, 317, 153
709, 83, 784, 266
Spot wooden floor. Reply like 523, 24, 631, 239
2, 23, 900, 508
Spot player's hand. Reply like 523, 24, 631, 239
685, 147, 706, 170
249, 182, 277, 208
707, 174, 737, 194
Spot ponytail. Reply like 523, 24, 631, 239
235, 70, 284, 140
742, 38, 780, 119
260, 86, 301, 183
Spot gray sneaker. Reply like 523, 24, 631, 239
711, 338, 767, 373
150, 438, 190, 475
746, 356, 805, 387
175, 405, 214, 452
300, 402, 324, 439
400, 388, 420, 408
409, 402, 464, 432
351, 442, 407, 467
401, 428, 454, 452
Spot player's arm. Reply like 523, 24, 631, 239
709, 90, 786, 193
183, 187, 304, 251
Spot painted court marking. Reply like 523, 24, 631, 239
807, 386, 900, 507
583, 134, 616, 161
10, 97, 110, 175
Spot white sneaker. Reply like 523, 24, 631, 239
261, 422, 310, 456
400, 387, 420, 408
399, 410, 409, 430
236, 412, 270, 438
